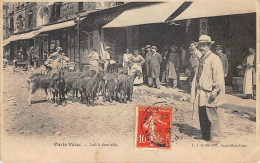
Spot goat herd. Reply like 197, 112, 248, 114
27, 68, 142, 106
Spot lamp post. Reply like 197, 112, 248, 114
74, 14, 81, 72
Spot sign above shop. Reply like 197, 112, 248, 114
93, 12, 121, 27
200, 18, 208, 36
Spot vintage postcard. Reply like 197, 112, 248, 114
0, 0, 259, 162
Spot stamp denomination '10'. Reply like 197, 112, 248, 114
136, 106, 172, 149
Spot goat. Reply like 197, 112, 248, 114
63, 71, 81, 99
105, 78, 118, 102
28, 73, 52, 106
49, 71, 66, 106
102, 72, 118, 102
117, 69, 142, 103
78, 70, 101, 106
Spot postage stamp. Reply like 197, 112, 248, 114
136, 106, 172, 149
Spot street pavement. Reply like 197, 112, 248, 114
2, 65, 256, 147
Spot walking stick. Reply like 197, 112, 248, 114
191, 99, 195, 126
191, 81, 197, 127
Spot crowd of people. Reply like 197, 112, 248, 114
3, 35, 256, 100
120, 40, 227, 90
2, 34, 256, 143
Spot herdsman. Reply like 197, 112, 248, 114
192, 35, 225, 142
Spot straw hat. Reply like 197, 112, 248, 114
196, 35, 215, 44
56, 47, 63, 51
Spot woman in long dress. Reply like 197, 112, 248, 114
242, 47, 256, 99
130, 50, 145, 85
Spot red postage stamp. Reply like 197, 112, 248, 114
136, 106, 172, 149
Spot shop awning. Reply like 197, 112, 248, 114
3, 35, 20, 47
174, 0, 256, 20
38, 20, 75, 33
103, 2, 187, 28
3, 30, 40, 46
17, 31, 40, 40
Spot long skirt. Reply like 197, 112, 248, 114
243, 67, 253, 95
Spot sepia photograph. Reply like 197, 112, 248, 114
1, 0, 259, 162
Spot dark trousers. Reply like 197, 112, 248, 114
199, 106, 220, 139
169, 78, 177, 88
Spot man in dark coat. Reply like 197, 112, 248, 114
160, 45, 170, 83
145, 45, 152, 85
148, 46, 162, 88
140, 47, 147, 83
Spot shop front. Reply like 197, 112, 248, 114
33, 19, 76, 65
102, 1, 191, 59
34, 34, 48, 65
172, 0, 256, 88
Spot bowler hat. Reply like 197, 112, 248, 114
216, 45, 223, 49
145, 45, 151, 48
196, 35, 215, 44
151, 46, 157, 50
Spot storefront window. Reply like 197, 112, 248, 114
28, 10, 33, 26
10, 17, 14, 30
78, 2, 83, 11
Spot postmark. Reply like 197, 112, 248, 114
136, 106, 172, 149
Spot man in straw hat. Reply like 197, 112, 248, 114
46, 47, 69, 72
148, 46, 162, 88
191, 35, 225, 142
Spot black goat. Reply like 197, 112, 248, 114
49, 71, 66, 106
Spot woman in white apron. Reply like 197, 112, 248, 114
130, 50, 145, 85
242, 47, 256, 99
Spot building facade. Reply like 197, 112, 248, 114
3, 1, 256, 91
3, 2, 132, 62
